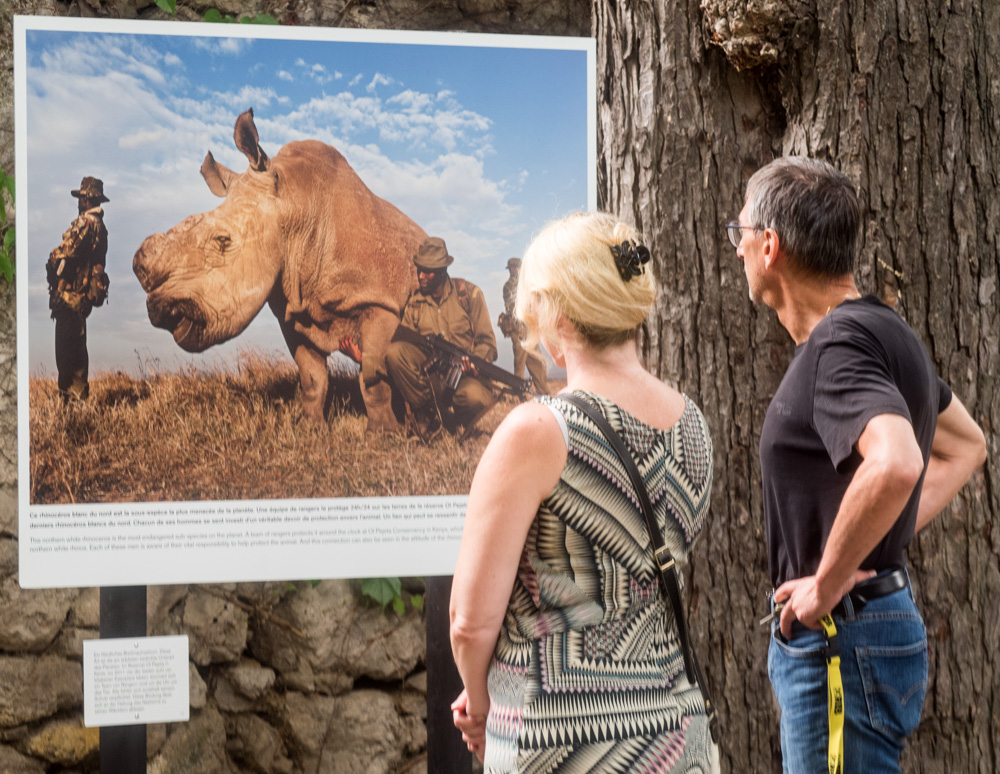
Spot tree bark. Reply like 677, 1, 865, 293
594, 0, 998, 772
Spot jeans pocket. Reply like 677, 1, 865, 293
857, 639, 928, 742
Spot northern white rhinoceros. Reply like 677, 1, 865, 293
133, 109, 424, 429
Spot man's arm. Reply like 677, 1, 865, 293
914, 396, 986, 532
776, 413, 924, 637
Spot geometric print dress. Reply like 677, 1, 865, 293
484, 391, 716, 773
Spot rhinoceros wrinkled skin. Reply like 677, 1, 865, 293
133, 109, 424, 429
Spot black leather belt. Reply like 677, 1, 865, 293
831, 568, 908, 618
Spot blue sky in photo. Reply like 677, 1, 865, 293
21, 24, 592, 375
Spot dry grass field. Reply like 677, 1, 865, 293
28, 351, 536, 505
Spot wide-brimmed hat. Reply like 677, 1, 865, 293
71, 176, 110, 203
414, 237, 454, 270
506, 257, 522, 270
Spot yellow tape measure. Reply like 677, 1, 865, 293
819, 614, 844, 774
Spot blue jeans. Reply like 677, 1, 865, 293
767, 584, 928, 773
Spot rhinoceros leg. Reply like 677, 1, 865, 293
360, 309, 406, 433
271, 300, 329, 423
291, 342, 329, 424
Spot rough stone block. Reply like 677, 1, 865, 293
0, 745, 46, 774
148, 706, 229, 774
0, 656, 81, 727
0, 578, 76, 651
182, 587, 249, 665
24, 715, 99, 766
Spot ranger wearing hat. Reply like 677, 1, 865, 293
501, 256, 550, 395
340, 236, 497, 440
46, 176, 111, 402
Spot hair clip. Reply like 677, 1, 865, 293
610, 240, 650, 282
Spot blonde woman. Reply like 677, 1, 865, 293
450, 212, 718, 773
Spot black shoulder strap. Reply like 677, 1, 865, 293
562, 392, 718, 742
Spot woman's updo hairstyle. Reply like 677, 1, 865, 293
515, 211, 656, 350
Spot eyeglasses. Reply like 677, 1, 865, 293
725, 221, 765, 247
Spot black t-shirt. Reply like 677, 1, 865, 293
760, 295, 952, 587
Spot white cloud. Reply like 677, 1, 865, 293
214, 85, 279, 110
367, 73, 395, 92
192, 37, 253, 56
218, 38, 251, 56
163, 52, 182, 67
278, 70, 293, 81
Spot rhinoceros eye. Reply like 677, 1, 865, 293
214, 235, 232, 253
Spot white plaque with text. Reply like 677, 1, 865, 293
83, 636, 190, 727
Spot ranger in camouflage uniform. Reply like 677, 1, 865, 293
501, 257, 550, 395
46, 176, 110, 402
340, 237, 498, 440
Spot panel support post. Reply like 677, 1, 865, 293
425, 575, 472, 773
99, 586, 147, 774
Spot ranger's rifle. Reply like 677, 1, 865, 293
391, 326, 533, 404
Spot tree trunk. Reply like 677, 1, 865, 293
594, 0, 998, 772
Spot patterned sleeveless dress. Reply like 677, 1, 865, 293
484, 391, 715, 773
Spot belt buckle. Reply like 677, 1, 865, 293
654, 545, 674, 572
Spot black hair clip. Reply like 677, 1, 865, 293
610, 240, 650, 282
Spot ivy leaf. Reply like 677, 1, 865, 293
361, 577, 401, 610
0, 251, 12, 284
0, 173, 13, 205
241, 14, 279, 24
392, 596, 405, 616
409, 593, 424, 613
4, 226, 14, 255
154, 0, 177, 14
203, 8, 230, 23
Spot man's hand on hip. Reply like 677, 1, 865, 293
774, 569, 876, 639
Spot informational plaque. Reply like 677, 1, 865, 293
83, 635, 190, 727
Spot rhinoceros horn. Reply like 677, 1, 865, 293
234, 107, 270, 172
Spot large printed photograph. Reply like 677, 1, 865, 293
19, 19, 594, 505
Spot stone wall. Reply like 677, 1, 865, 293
0, 571, 429, 773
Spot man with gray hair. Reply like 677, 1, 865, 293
730, 156, 985, 772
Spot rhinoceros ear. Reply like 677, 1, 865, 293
233, 108, 270, 172
201, 152, 237, 198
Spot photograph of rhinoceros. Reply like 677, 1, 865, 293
23, 24, 591, 504
133, 107, 425, 432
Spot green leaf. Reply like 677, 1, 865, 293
0, 173, 12, 204
203, 8, 226, 23
154, 0, 177, 14
409, 593, 424, 613
391, 596, 405, 616
241, 14, 280, 24
308, 579, 322, 588
4, 226, 14, 255
361, 577, 402, 610
284, 581, 298, 592
0, 198, 5, 228
0, 251, 12, 284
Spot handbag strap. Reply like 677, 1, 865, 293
562, 393, 719, 741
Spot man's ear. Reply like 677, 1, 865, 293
762, 228, 782, 270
